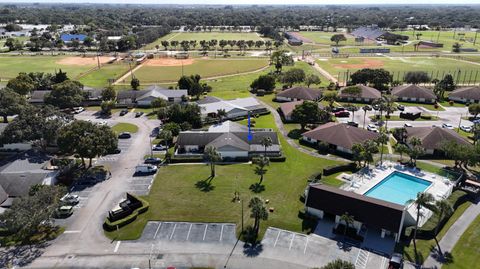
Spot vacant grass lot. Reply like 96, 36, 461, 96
316, 57, 480, 84
112, 123, 139, 133
105, 113, 345, 240
443, 214, 480, 269
393, 30, 480, 51
79, 63, 130, 88
132, 58, 269, 84
297, 31, 375, 46
0, 55, 97, 80
143, 32, 267, 50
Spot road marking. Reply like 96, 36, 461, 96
149, 243, 154, 260
273, 230, 281, 247
186, 223, 192, 240
153, 222, 162, 239
219, 224, 224, 241
380, 256, 387, 269
169, 223, 177, 240
64, 230, 81, 234
202, 224, 208, 241
303, 236, 309, 254
288, 233, 295, 250
113, 241, 121, 253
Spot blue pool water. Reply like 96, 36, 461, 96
364, 172, 431, 205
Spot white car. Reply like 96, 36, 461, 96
442, 123, 454, 130
96, 120, 108, 126
404, 123, 413, 127
367, 124, 379, 132
460, 125, 472, 132
61, 194, 79, 205
72, 107, 85, 114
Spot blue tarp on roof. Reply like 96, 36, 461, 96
61, 34, 87, 42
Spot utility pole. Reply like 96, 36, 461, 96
474, 31, 479, 46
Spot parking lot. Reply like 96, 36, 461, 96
97, 136, 134, 164
136, 221, 238, 244
261, 227, 389, 269
126, 172, 155, 196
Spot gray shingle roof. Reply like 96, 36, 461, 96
449, 86, 480, 101
276, 86, 322, 101
392, 84, 436, 100
207, 133, 250, 151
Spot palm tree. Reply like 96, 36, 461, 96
408, 137, 424, 166
261, 136, 273, 156
339, 212, 354, 247
394, 143, 409, 161
248, 197, 269, 237
205, 146, 221, 178
376, 132, 389, 165
407, 192, 436, 261
434, 199, 453, 255
159, 130, 172, 149
362, 105, 370, 128
254, 155, 269, 184
216, 109, 227, 122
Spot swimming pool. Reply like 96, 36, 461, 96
364, 171, 431, 205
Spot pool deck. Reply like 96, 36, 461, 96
341, 161, 454, 227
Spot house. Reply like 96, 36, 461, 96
278, 100, 324, 122
198, 97, 268, 121
391, 84, 437, 104
403, 126, 471, 155
338, 84, 381, 103
275, 86, 322, 102
448, 86, 480, 104
60, 34, 87, 43
0, 151, 58, 210
305, 184, 406, 242
29, 87, 102, 106
175, 120, 281, 160
302, 122, 380, 154
116, 86, 188, 107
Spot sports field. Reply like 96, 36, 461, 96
316, 56, 480, 84
295, 31, 374, 46
393, 30, 480, 50
127, 58, 269, 84
0, 55, 114, 81
143, 32, 268, 50
78, 62, 130, 88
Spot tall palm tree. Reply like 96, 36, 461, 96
254, 156, 270, 184
362, 105, 370, 128
249, 197, 269, 237
205, 146, 221, 178
407, 192, 436, 261
261, 136, 273, 156
340, 212, 354, 246
376, 132, 389, 165
434, 199, 453, 255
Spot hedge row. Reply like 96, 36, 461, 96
323, 163, 357, 176
103, 195, 150, 232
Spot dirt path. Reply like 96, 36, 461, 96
312, 62, 338, 84
113, 62, 145, 85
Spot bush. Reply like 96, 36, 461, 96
420, 113, 432, 120
103, 195, 149, 231
269, 155, 286, 162
323, 163, 357, 176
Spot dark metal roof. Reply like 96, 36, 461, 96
351, 26, 386, 40
306, 184, 404, 232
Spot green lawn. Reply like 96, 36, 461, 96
132, 58, 269, 84
296, 31, 375, 46
112, 123, 139, 133
439, 100, 467, 108
105, 113, 345, 240
143, 32, 267, 50
399, 190, 472, 263
79, 63, 130, 88
393, 30, 480, 51
443, 214, 480, 269
316, 57, 480, 85
0, 55, 98, 80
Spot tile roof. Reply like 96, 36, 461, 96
276, 86, 322, 101
302, 122, 380, 150
392, 84, 436, 100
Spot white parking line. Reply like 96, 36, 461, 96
303, 236, 309, 254
64, 230, 81, 234
169, 223, 177, 240
202, 224, 208, 241
219, 224, 224, 241
273, 229, 281, 247
153, 222, 162, 239
113, 241, 121, 253
186, 223, 192, 240
288, 233, 295, 250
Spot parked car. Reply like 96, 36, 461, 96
404, 123, 413, 127
332, 107, 345, 113
151, 127, 161, 137
55, 205, 74, 218
72, 107, 85, 114
96, 120, 108, 126
61, 194, 79, 205
152, 144, 167, 151
109, 148, 122, 154
397, 104, 405, 111
334, 111, 350, 117
135, 112, 144, 118
144, 157, 162, 165
347, 121, 359, 127
135, 164, 158, 174
118, 132, 131, 139
119, 109, 129, 116
442, 123, 454, 130
388, 253, 404, 269
460, 125, 472, 132
367, 124, 379, 132
372, 104, 380, 110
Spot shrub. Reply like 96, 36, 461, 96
323, 163, 357, 176
103, 195, 149, 231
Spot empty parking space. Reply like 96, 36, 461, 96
127, 173, 154, 195
136, 221, 237, 244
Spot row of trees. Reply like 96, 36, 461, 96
157, 39, 282, 52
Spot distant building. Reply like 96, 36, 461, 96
449, 86, 480, 104
116, 86, 188, 107
338, 84, 381, 103
29, 87, 102, 106
392, 84, 437, 104
60, 34, 87, 43
275, 86, 323, 102
403, 126, 471, 155
278, 100, 324, 122
197, 97, 268, 121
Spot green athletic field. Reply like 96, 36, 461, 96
129, 58, 269, 84
78, 63, 130, 88
393, 30, 480, 51
316, 56, 480, 84
296, 31, 374, 46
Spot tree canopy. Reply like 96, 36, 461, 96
44, 80, 85, 109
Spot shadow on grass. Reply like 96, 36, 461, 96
249, 183, 265, 193
287, 129, 304, 139
298, 211, 317, 234
195, 176, 215, 192
429, 244, 454, 265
